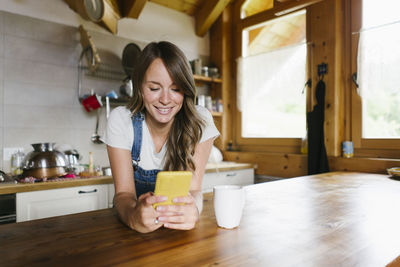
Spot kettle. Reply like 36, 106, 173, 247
64, 149, 82, 170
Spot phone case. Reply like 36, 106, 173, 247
153, 171, 192, 208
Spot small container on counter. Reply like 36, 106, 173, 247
11, 149, 25, 176
202, 66, 209, 77
342, 141, 354, 158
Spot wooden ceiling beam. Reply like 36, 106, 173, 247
195, 0, 231, 37
239, 0, 324, 30
120, 0, 148, 19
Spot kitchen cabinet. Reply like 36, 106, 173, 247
202, 168, 254, 193
16, 184, 108, 222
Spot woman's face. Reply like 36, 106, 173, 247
142, 58, 184, 126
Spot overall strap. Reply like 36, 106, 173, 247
131, 112, 144, 170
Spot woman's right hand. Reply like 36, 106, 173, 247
130, 192, 168, 233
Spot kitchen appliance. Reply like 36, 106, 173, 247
0, 194, 16, 224
64, 149, 82, 172
0, 170, 15, 183
22, 143, 68, 178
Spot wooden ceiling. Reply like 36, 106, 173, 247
65, 0, 302, 36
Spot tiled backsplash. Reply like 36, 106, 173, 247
0, 11, 207, 172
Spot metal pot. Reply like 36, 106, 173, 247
22, 143, 67, 178
64, 149, 82, 169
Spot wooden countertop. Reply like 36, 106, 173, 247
1, 171, 399, 266
0, 162, 254, 195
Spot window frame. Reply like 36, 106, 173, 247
233, 1, 313, 151
350, 0, 400, 152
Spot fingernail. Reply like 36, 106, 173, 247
156, 206, 164, 211
160, 196, 168, 201
172, 198, 178, 203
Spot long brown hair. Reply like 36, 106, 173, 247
127, 41, 204, 171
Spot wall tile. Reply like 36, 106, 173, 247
0, 127, 3, 170
4, 105, 72, 129
0, 80, 3, 127
0, 14, 4, 57
4, 58, 76, 87
5, 35, 79, 67
0, 11, 4, 34
4, 12, 78, 46
4, 81, 75, 107
68, 107, 105, 131
70, 128, 109, 167
0, 55, 3, 82
4, 127, 73, 152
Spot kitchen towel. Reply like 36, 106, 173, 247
307, 79, 329, 174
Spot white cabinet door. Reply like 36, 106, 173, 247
202, 169, 254, 193
16, 185, 108, 222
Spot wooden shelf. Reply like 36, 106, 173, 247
193, 74, 222, 83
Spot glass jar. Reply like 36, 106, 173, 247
11, 150, 25, 175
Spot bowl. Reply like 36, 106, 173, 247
23, 143, 67, 169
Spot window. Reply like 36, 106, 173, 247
351, 0, 400, 150
238, 10, 307, 139
356, 0, 400, 138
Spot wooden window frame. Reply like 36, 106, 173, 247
350, 0, 400, 155
232, 0, 321, 152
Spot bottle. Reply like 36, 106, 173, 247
11, 149, 25, 175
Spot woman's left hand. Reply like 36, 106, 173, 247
155, 193, 199, 230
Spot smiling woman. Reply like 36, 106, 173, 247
103, 41, 220, 233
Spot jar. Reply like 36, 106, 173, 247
202, 66, 209, 77
11, 150, 25, 175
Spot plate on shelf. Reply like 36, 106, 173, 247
387, 167, 400, 177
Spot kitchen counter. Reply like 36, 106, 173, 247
1, 172, 399, 266
0, 162, 254, 195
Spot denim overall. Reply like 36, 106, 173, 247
131, 112, 161, 198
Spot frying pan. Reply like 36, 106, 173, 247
122, 43, 141, 79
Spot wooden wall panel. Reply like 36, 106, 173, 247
329, 157, 400, 174
210, 4, 234, 151
224, 151, 308, 177
307, 0, 345, 157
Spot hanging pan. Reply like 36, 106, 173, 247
122, 43, 141, 79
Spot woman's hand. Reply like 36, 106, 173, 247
130, 192, 167, 233
155, 192, 200, 230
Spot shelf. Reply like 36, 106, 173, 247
193, 74, 222, 83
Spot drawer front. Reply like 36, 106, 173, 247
202, 169, 254, 193
16, 185, 108, 222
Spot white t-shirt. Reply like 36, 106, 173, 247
103, 105, 220, 170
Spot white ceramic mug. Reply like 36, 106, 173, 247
213, 185, 245, 229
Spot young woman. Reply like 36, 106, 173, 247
104, 41, 219, 233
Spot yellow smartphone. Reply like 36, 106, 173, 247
153, 171, 192, 209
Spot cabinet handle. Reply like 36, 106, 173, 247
78, 189, 98, 194
226, 173, 237, 177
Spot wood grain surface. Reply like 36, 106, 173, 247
1, 172, 399, 266
0, 163, 253, 195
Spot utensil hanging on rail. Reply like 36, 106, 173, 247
91, 109, 103, 144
